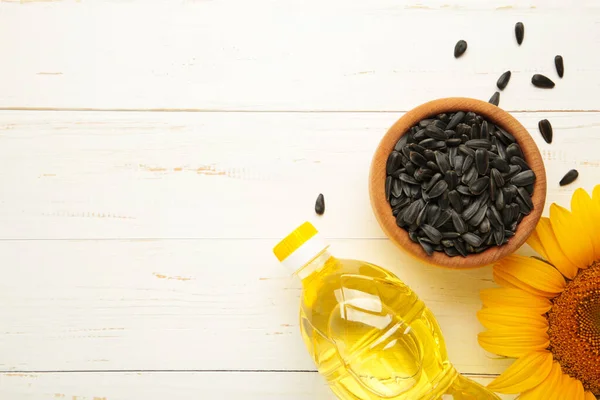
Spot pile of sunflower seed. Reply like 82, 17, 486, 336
386, 112, 536, 257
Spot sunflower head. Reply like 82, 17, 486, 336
478, 187, 600, 399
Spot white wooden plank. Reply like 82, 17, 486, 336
0, 372, 515, 400
0, 110, 598, 239
0, 239, 514, 374
0, 0, 599, 111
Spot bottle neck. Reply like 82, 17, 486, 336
295, 247, 333, 283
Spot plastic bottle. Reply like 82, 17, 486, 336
273, 222, 500, 400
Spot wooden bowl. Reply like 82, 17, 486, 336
369, 97, 547, 269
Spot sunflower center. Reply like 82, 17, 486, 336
548, 262, 600, 395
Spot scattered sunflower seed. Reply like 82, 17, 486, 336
315, 194, 325, 215
555, 55, 564, 78
532, 74, 555, 89
538, 119, 553, 144
496, 71, 512, 91
489, 92, 500, 106
559, 169, 579, 186
454, 40, 468, 58
515, 22, 524, 45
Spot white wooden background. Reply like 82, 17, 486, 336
0, 0, 599, 399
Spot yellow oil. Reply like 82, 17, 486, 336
298, 253, 499, 400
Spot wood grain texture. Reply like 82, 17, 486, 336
0, 110, 595, 240
0, 372, 515, 400
0, 239, 516, 374
369, 98, 546, 268
0, 0, 599, 111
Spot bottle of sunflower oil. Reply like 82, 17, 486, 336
273, 222, 501, 400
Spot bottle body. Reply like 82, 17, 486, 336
299, 254, 499, 400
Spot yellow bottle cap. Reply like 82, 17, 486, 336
273, 222, 318, 262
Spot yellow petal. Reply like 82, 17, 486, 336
562, 374, 585, 400
571, 187, 600, 261
493, 255, 566, 297
519, 362, 563, 400
527, 228, 549, 260
592, 184, 600, 204
487, 351, 553, 393
536, 217, 579, 279
480, 288, 552, 314
585, 390, 597, 400
477, 307, 549, 330
550, 203, 595, 269
478, 327, 549, 358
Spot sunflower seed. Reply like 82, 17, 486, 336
446, 138, 462, 147
399, 173, 419, 185
441, 239, 454, 248
391, 195, 410, 208
490, 158, 510, 173
459, 144, 475, 158
448, 190, 463, 213
462, 197, 471, 207
414, 129, 427, 141
456, 123, 472, 136
439, 190, 450, 209
495, 188, 505, 210
394, 136, 408, 151
315, 193, 325, 215
427, 161, 441, 172
444, 170, 459, 191
462, 201, 480, 221
498, 127, 516, 144
559, 169, 579, 186
475, 149, 489, 175
462, 232, 483, 247
496, 71, 512, 91
435, 209, 453, 228
515, 22, 524, 45
466, 139, 492, 150
427, 204, 441, 226
538, 119, 553, 144
452, 210, 468, 234
419, 119, 434, 128
385, 178, 392, 201
479, 218, 491, 233
410, 151, 428, 168
395, 208, 407, 225
461, 166, 478, 185
504, 164, 523, 180
515, 196, 531, 215
403, 199, 425, 224
446, 111, 465, 130
456, 185, 472, 196
454, 40, 468, 58
443, 247, 460, 257
391, 179, 403, 198
532, 74, 555, 89
511, 170, 536, 186
497, 140, 508, 160
494, 228, 505, 246
555, 55, 564, 78
421, 224, 442, 244
462, 155, 474, 174
442, 231, 461, 239
525, 184, 534, 195
454, 155, 465, 176
487, 206, 503, 229
489, 92, 500, 106
480, 121, 490, 141
416, 204, 429, 226
402, 180, 412, 197
469, 177, 489, 195
517, 187, 534, 209
415, 168, 434, 182
434, 151, 452, 173
468, 204, 488, 226
429, 180, 449, 198
386, 151, 402, 175
420, 138, 446, 149
409, 230, 419, 243
454, 239, 468, 257
506, 143, 524, 159
432, 120, 447, 130
425, 125, 448, 140
424, 149, 436, 162
418, 238, 434, 256
423, 173, 443, 192
408, 143, 427, 155
491, 168, 505, 188
448, 147, 458, 165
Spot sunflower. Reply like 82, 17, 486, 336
478, 186, 600, 400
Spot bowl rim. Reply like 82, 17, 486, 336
369, 97, 547, 269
